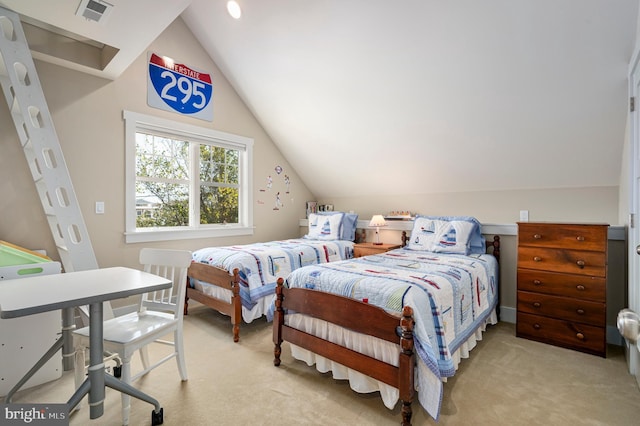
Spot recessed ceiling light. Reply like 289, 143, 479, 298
227, 1, 242, 19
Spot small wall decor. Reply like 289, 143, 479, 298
274, 192, 283, 210
258, 164, 294, 212
306, 201, 317, 218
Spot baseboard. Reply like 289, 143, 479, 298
499, 306, 516, 323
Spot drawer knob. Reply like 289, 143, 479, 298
533, 302, 541, 308
533, 256, 542, 262
576, 285, 585, 291
533, 279, 542, 286
576, 309, 585, 315
533, 323, 541, 330
576, 236, 585, 241
576, 332, 585, 340
533, 234, 542, 239
576, 260, 585, 269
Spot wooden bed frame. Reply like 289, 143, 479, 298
272, 235, 500, 425
183, 233, 403, 343
184, 262, 243, 342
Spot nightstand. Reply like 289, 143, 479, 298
353, 242, 401, 258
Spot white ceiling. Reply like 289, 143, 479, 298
2, 0, 639, 199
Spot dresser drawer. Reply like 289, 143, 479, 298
517, 269, 606, 302
516, 312, 606, 356
517, 291, 605, 326
517, 246, 606, 277
518, 223, 607, 252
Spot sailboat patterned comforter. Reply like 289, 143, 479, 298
190, 239, 354, 310
281, 248, 499, 420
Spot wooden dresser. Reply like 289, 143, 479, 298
516, 222, 608, 357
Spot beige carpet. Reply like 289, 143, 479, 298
9, 303, 640, 425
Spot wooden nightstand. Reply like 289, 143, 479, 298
353, 242, 401, 258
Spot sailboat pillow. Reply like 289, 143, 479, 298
406, 216, 479, 254
306, 213, 344, 240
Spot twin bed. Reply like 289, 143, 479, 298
185, 212, 358, 341
186, 214, 500, 424
272, 216, 500, 424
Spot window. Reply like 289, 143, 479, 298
124, 111, 253, 243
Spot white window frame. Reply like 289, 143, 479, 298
124, 110, 253, 243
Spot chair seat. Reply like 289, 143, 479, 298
74, 311, 176, 345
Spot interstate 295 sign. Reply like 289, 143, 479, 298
147, 53, 213, 121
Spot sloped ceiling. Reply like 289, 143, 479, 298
2, 1, 639, 199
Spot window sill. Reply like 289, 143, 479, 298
125, 226, 254, 243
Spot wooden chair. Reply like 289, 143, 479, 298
73, 248, 192, 425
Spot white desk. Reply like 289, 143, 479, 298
0, 267, 171, 423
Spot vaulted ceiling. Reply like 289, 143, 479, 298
1, 0, 638, 198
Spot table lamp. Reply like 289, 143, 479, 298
369, 214, 387, 245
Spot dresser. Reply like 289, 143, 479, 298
516, 222, 608, 357
353, 242, 401, 258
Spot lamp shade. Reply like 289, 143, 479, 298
369, 215, 386, 228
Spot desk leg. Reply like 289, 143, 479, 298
62, 307, 76, 371
87, 302, 105, 419
68, 302, 163, 424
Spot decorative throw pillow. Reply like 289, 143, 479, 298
306, 213, 342, 240
406, 216, 480, 254
407, 217, 440, 250
430, 220, 476, 254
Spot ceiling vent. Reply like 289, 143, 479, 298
75, 0, 114, 24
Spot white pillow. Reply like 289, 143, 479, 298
307, 213, 342, 240
407, 217, 440, 250
407, 217, 475, 254
430, 220, 475, 254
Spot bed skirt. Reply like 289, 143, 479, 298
191, 280, 275, 323
286, 308, 498, 420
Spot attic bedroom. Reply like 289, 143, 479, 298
1, 1, 640, 425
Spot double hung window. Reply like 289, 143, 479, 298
124, 111, 253, 243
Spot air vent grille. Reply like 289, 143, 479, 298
76, 0, 113, 24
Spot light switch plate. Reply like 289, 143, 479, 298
519, 210, 529, 222
95, 201, 105, 214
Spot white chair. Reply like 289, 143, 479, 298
73, 248, 192, 425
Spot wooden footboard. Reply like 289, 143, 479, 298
273, 279, 416, 426
185, 262, 242, 342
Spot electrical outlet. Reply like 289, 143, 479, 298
95, 201, 105, 214
519, 210, 529, 222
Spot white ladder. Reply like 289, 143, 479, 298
0, 7, 110, 383
0, 8, 98, 274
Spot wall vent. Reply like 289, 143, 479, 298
75, 0, 113, 24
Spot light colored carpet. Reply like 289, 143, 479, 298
8, 303, 640, 425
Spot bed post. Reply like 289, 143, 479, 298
273, 278, 285, 366
486, 235, 500, 263
230, 268, 241, 342
399, 305, 415, 426
401, 231, 408, 247
184, 272, 191, 316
